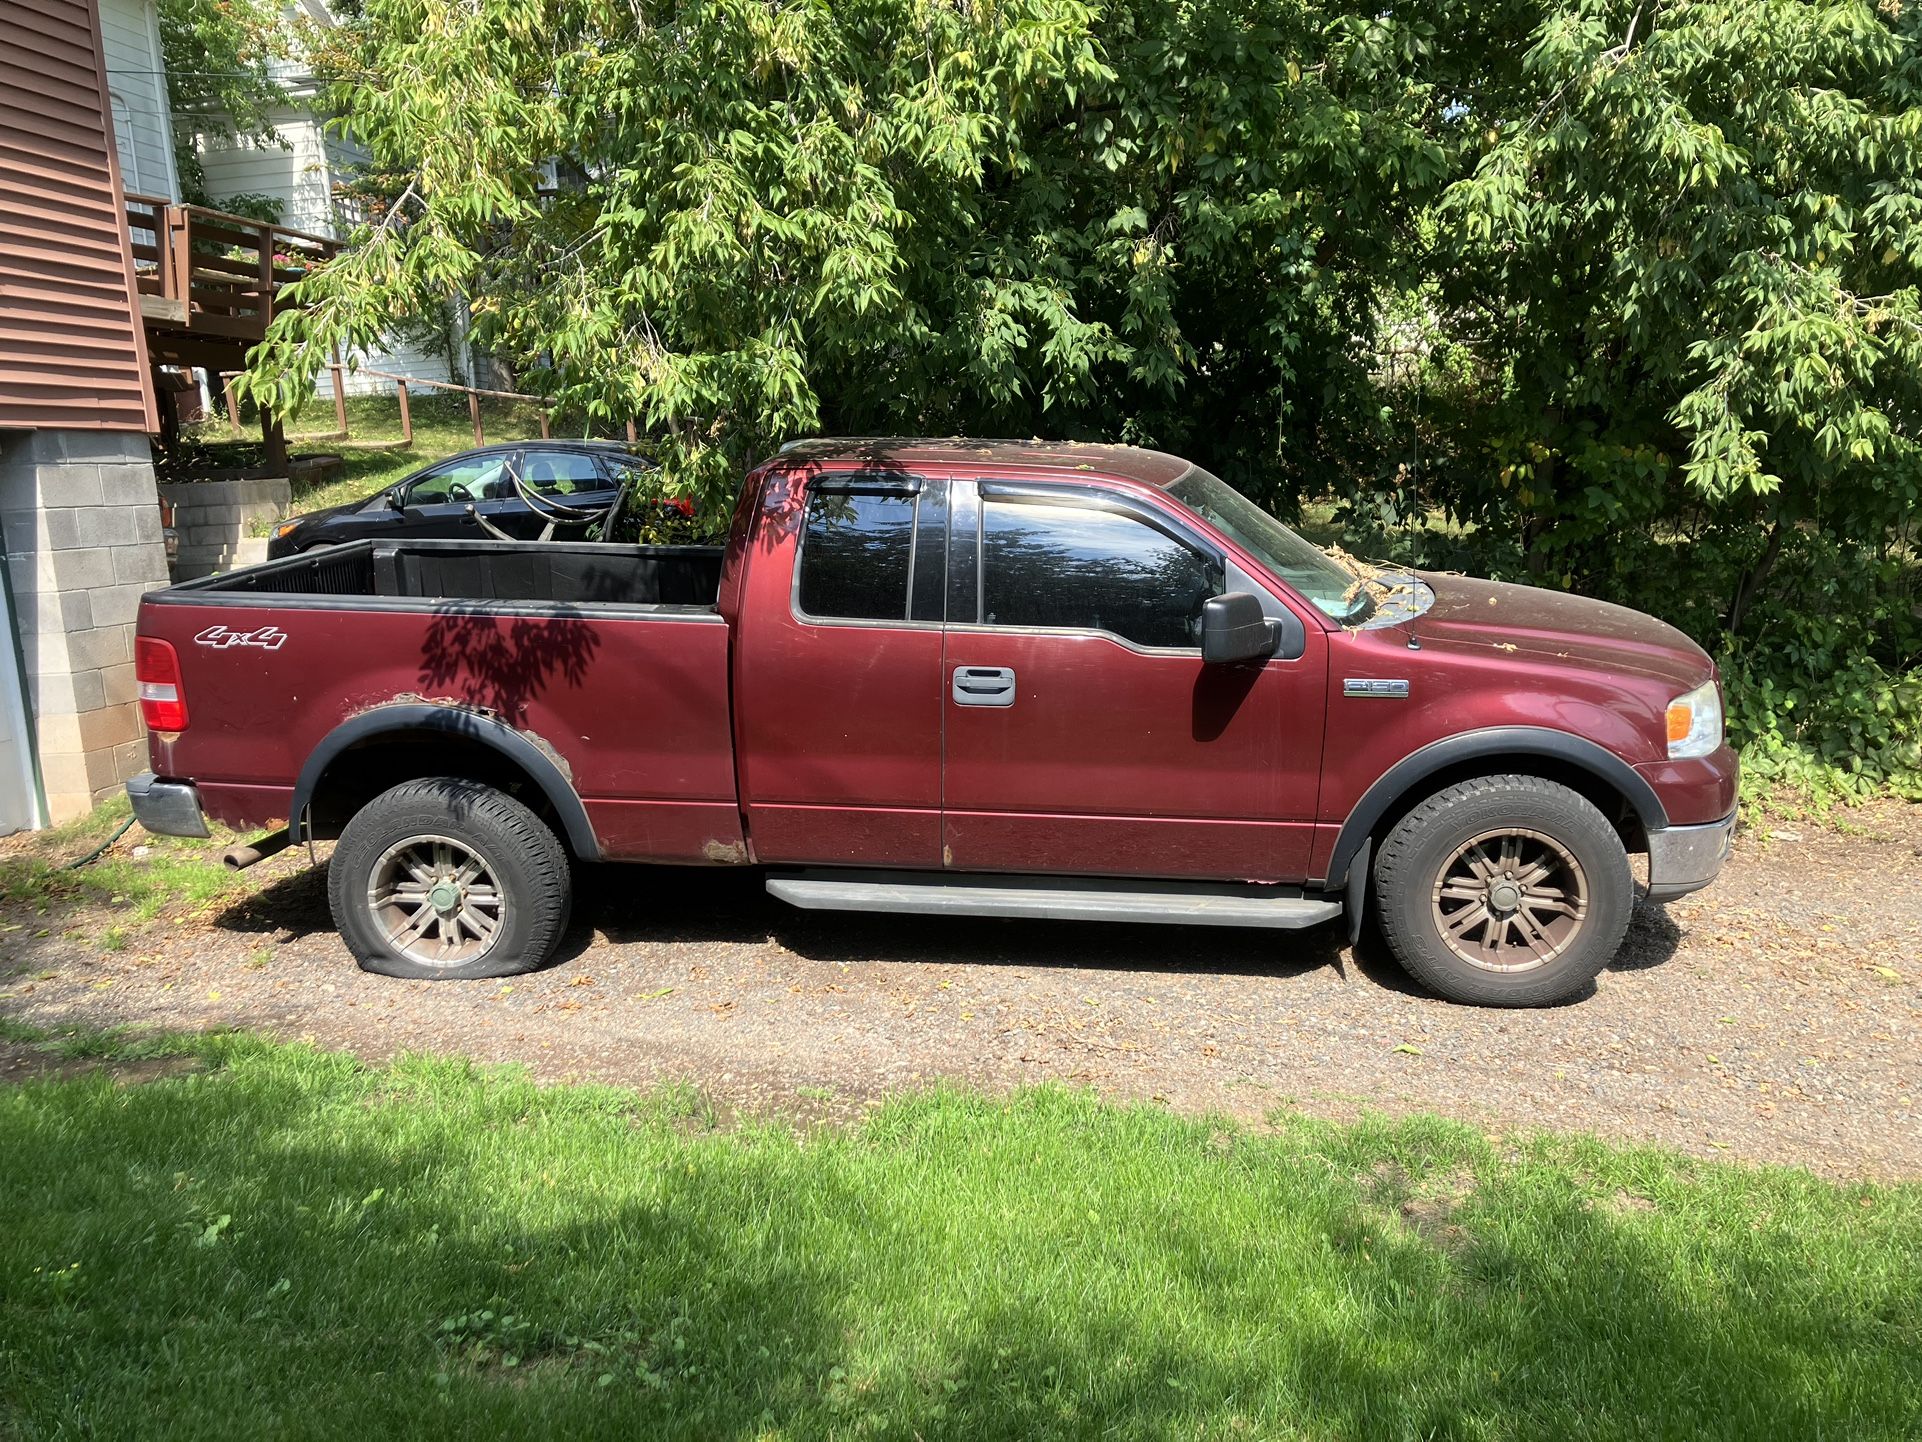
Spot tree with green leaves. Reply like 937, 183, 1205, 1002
243, 0, 1095, 505
1429, 0, 1922, 789
1436, 0, 1922, 592
240, 0, 1466, 515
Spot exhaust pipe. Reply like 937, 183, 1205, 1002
222, 828, 291, 871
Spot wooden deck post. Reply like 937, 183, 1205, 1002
330, 350, 348, 438
396, 379, 412, 446
538, 408, 551, 440
168, 209, 191, 322
470, 391, 484, 446
625, 418, 637, 443
222, 375, 241, 431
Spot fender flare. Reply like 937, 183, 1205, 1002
1321, 726, 1669, 890
289, 703, 600, 859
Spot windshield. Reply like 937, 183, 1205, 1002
1166, 466, 1374, 623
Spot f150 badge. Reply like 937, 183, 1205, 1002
1343, 678, 1410, 698
194, 624, 289, 651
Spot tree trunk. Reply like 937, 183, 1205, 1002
1727, 517, 1785, 637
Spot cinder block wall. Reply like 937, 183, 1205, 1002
158, 477, 288, 579
0, 430, 171, 823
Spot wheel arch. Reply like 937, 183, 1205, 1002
290, 704, 600, 860
1322, 727, 1667, 890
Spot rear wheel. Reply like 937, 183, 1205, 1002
329, 777, 572, 980
1372, 775, 1631, 1006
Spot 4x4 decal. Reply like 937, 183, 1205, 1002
194, 624, 289, 651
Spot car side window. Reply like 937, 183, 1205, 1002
978, 497, 1221, 649
520, 450, 604, 496
796, 483, 917, 621
405, 455, 510, 505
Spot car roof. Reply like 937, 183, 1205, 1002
428, 439, 641, 459
772, 437, 1195, 488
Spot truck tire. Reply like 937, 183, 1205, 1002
1372, 774, 1632, 1007
328, 777, 572, 981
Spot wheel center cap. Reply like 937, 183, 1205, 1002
1488, 881, 1522, 914
428, 882, 461, 914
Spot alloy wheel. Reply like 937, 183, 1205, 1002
365, 833, 508, 967
1429, 826, 1589, 973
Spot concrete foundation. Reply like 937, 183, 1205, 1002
0, 429, 172, 823
159, 476, 289, 579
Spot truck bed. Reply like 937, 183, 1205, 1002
139, 537, 740, 861
167, 538, 724, 611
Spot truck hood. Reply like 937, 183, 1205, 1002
1409, 571, 1711, 689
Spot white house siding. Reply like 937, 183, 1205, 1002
325, 332, 459, 398
98, 0, 176, 200
195, 107, 334, 233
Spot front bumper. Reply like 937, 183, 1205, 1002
126, 771, 210, 839
1644, 809, 1736, 901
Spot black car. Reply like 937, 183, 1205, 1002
267, 441, 653, 558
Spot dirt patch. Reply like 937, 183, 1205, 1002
1398, 1191, 1471, 1250
1602, 1190, 1658, 1215
1362, 1159, 1478, 1249
0, 1039, 205, 1088
2, 800, 1920, 1178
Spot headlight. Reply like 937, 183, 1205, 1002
1665, 679, 1723, 760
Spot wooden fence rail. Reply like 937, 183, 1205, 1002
214, 367, 642, 450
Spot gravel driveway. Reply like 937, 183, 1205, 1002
4, 803, 1919, 1178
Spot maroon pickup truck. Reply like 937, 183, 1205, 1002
126, 439, 1737, 1006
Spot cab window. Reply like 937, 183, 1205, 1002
977, 497, 1220, 649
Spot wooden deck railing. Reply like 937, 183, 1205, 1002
125, 193, 339, 343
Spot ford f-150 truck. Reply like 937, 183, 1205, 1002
125, 439, 1737, 1006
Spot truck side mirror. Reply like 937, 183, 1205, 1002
385, 488, 406, 511
1201, 592, 1281, 664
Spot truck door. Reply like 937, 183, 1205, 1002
940, 481, 1325, 882
731, 471, 946, 867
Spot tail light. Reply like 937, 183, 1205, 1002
135, 637, 188, 731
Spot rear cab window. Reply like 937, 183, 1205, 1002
794, 479, 921, 621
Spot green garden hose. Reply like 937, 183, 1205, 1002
64, 816, 137, 870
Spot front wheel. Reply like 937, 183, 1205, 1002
328, 777, 572, 980
1372, 775, 1632, 1007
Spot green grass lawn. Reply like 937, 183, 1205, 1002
198, 392, 631, 524
284, 393, 558, 517
0, 1030, 1915, 1439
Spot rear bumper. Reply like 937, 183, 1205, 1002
1645, 810, 1736, 901
126, 771, 210, 839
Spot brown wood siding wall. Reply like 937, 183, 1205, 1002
0, 0, 157, 432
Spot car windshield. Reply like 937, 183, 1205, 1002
1165, 466, 1374, 623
